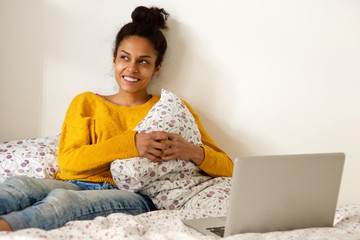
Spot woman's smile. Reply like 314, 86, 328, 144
123, 76, 140, 82
113, 36, 161, 99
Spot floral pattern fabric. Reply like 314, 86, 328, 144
111, 89, 231, 210
1, 205, 360, 239
0, 135, 59, 183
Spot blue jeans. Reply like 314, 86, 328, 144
0, 176, 157, 231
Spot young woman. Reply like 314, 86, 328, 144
0, 6, 233, 231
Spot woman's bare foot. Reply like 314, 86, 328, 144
0, 219, 12, 231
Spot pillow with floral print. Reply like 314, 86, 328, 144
0, 135, 60, 183
112, 89, 232, 210
111, 89, 205, 192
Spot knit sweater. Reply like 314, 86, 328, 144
56, 92, 233, 186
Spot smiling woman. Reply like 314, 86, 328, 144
110, 36, 161, 107
0, 6, 233, 232
107, 6, 168, 107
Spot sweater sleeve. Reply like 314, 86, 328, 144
183, 101, 234, 177
56, 94, 139, 180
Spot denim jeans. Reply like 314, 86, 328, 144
0, 176, 156, 231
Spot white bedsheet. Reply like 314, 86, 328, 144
2, 136, 360, 239
1, 204, 360, 240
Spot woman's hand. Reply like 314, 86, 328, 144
135, 131, 168, 162
160, 133, 205, 166
135, 131, 204, 165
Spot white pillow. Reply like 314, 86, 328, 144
0, 135, 60, 183
111, 90, 233, 210
111, 89, 204, 192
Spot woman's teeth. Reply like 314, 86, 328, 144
124, 76, 139, 82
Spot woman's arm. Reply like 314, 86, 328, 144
190, 112, 234, 177
56, 94, 139, 180
57, 125, 138, 179
161, 100, 234, 177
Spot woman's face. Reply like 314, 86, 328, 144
113, 35, 161, 96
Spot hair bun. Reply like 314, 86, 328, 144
131, 6, 169, 30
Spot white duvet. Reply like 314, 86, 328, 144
1, 205, 360, 239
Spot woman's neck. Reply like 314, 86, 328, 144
114, 90, 152, 107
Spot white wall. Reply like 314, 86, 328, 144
0, 0, 44, 141
1, 0, 360, 204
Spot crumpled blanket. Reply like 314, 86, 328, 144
1, 205, 360, 240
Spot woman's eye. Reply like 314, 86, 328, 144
139, 60, 148, 64
120, 56, 129, 61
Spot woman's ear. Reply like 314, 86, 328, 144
113, 58, 116, 67
153, 63, 162, 76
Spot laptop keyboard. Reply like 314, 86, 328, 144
206, 226, 225, 237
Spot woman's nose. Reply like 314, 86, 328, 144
127, 60, 139, 72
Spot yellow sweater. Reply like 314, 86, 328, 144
56, 92, 233, 186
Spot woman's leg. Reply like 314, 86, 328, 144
0, 175, 80, 215
2, 188, 156, 231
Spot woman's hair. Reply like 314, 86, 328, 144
113, 6, 169, 68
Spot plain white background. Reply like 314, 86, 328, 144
1, 0, 359, 204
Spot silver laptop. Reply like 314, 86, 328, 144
183, 152, 345, 238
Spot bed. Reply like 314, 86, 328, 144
1, 135, 360, 240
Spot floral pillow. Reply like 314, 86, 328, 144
111, 90, 232, 210
111, 89, 204, 191
0, 135, 60, 183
